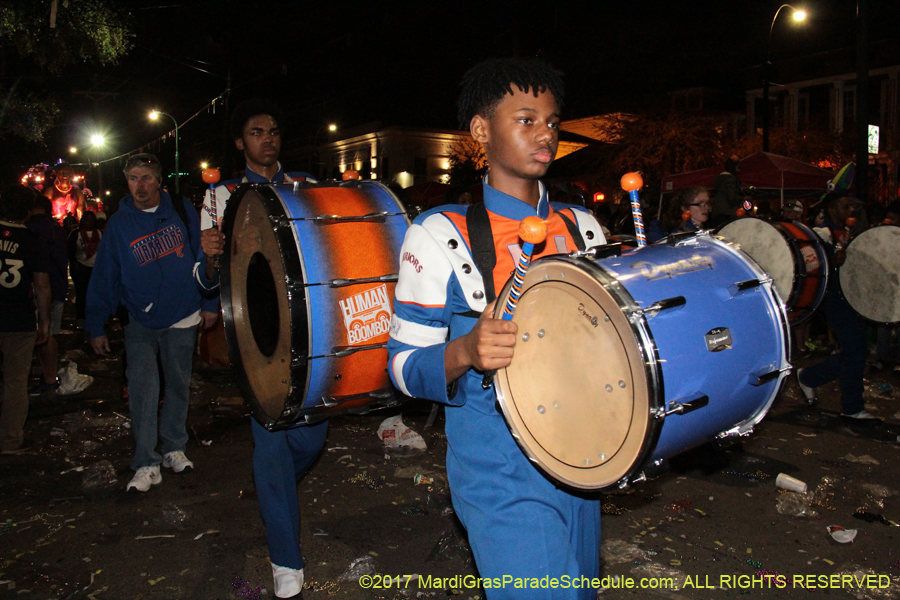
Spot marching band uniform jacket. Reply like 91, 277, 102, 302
388, 181, 605, 599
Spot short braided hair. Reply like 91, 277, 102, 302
457, 58, 564, 130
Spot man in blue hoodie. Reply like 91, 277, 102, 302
86, 153, 218, 493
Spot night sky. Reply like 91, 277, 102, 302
5, 0, 900, 186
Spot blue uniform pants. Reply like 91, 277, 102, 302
799, 291, 867, 414
252, 418, 329, 570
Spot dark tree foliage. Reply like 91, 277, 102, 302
447, 138, 487, 188
0, 0, 132, 74
0, 0, 133, 142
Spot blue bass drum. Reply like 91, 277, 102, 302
493, 232, 791, 490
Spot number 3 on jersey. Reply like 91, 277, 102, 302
0, 259, 24, 289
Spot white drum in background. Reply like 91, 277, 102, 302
839, 224, 900, 324
717, 218, 828, 325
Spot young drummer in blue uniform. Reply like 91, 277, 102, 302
388, 58, 604, 599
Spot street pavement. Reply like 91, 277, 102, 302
3, 317, 900, 600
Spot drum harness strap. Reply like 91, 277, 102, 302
462, 202, 586, 315
454, 203, 586, 396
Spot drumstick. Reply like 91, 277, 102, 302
620, 172, 645, 246
482, 216, 548, 390
202, 168, 222, 268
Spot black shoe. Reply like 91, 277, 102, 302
28, 380, 59, 397
1, 439, 35, 455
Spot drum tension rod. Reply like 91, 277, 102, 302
748, 366, 791, 386
664, 395, 709, 416
321, 388, 395, 407
294, 342, 388, 363
729, 277, 772, 296
570, 242, 623, 259
631, 296, 686, 319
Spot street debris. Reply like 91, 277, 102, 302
80, 460, 118, 492
338, 556, 375, 582
57, 361, 94, 395
378, 414, 427, 454
827, 525, 858, 543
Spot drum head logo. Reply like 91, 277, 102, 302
631, 255, 712, 281
799, 245, 820, 272
705, 327, 732, 352
340, 284, 392, 345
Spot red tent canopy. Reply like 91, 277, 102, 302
661, 152, 834, 193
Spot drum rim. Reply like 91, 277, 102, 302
493, 253, 665, 491
838, 223, 900, 324
775, 219, 830, 325
704, 233, 792, 436
221, 183, 312, 430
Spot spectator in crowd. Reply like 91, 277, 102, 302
199, 100, 327, 600
86, 153, 218, 492
68, 211, 102, 330
781, 199, 804, 221
26, 194, 68, 399
0, 185, 50, 454
446, 187, 473, 206
669, 186, 710, 234
711, 156, 749, 227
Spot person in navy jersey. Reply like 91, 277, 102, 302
200, 100, 325, 600
387, 58, 604, 600
86, 154, 219, 492
0, 185, 51, 454
26, 194, 68, 399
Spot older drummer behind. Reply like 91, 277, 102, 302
199, 100, 327, 600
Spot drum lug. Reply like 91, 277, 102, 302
666, 230, 706, 246
268, 215, 291, 228
664, 395, 709, 416
571, 242, 622, 260
321, 387, 395, 407
748, 366, 791, 386
730, 277, 772, 296
633, 296, 686, 319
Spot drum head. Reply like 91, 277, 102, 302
840, 226, 900, 323
221, 186, 303, 426
493, 258, 656, 490
718, 218, 793, 305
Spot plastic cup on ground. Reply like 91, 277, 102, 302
776, 473, 807, 493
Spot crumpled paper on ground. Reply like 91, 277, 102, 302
57, 361, 93, 395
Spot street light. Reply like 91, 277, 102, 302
149, 110, 180, 195
90, 134, 105, 194
762, 4, 807, 153
69, 147, 78, 154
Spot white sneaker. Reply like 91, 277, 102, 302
272, 564, 304, 598
796, 368, 816, 405
162, 451, 194, 473
126, 466, 162, 492
841, 409, 881, 421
